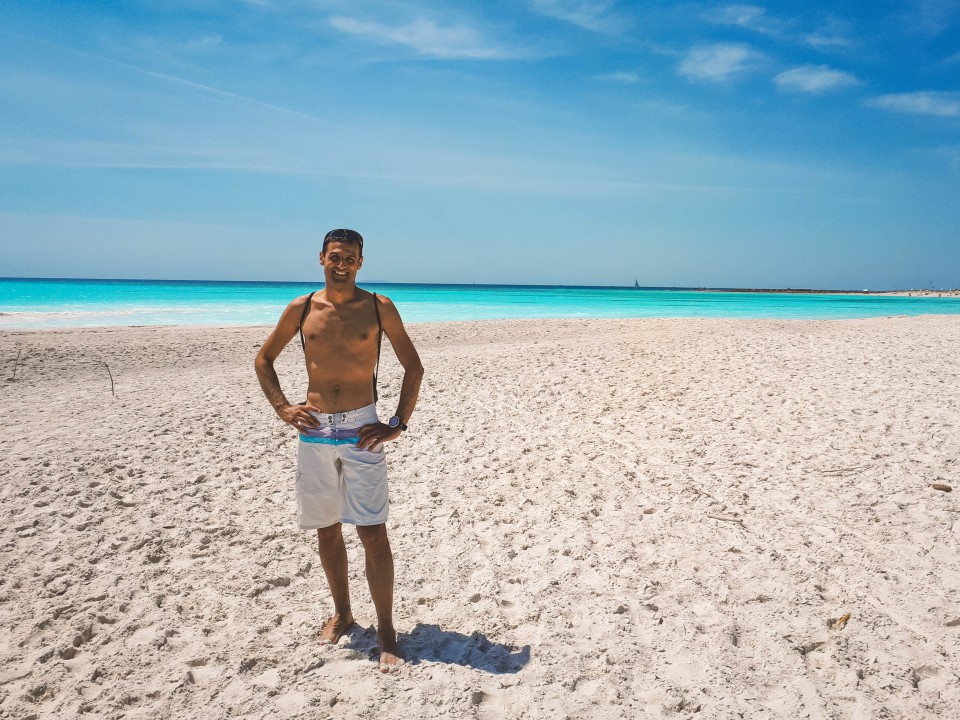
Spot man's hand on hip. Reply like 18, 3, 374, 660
356, 422, 401, 450
277, 404, 321, 432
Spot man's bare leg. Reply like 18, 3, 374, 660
316, 523, 355, 644
356, 523, 402, 671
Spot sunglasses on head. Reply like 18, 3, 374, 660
324, 228, 363, 247
322, 228, 364, 257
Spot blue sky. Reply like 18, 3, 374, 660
1, 0, 958, 288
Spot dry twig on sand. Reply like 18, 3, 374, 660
706, 513, 744, 526
10, 349, 21, 380
689, 486, 716, 500
819, 466, 869, 476
104, 361, 115, 397
831, 613, 851, 630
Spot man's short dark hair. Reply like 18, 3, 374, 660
323, 228, 364, 257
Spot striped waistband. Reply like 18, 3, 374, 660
299, 402, 377, 445
299, 434, 359, 445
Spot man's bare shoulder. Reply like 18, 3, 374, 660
373, 293, 414, 337
371, 292, 397, 310
290, 292, 315, 308
284, 292, 320, 316
270, 292, 318, 330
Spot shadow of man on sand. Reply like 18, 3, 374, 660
343, 623, 530, 674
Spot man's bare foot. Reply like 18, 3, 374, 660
377, 627, 404, 673
319, 613, 355, 645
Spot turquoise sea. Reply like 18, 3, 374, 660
1, 278, 959, 329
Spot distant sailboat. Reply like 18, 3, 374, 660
634, 279, 640, 288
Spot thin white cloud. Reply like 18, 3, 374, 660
328, 15, 518, 59
866, 91, 960, 117
775, 65, 858, 93
903, 0, 959, 37
805, 32, 854, 50
934, 145, 960, 172
596, 71, 641, 84
679, 44, 760, 82
706, 7, 857, 50
705, 4, 785, 36
805, 16, 856, 50
0, 43, 330, 126
183, 34, 224, 51
528, 0, 620, 33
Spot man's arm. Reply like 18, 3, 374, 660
356, 295, 424, 450
254, 296, 320, 431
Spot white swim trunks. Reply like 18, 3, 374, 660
295, 403, 388, 529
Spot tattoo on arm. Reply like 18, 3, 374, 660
255, 298, 304, 414
257, 363, 290, 412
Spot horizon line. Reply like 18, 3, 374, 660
1, 276, 958, 294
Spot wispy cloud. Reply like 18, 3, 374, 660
596, 71, 641, 84
678, 44, 761, 82
0, 39, 330, 126
704, 4, 786, 36
901, 0, 959, 37
805, 16, 856, 50
866, 91, 960, 117
328, 15, 520, 59
706, 6, 858, 51
528, 0, 620, 33
933, 145, 960, 173
775, 65, 858, 93
805, 32, 853, 50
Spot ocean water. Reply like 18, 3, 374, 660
1, 278, 959, 329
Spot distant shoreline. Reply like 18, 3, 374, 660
3, 278, 960, 331
2, 276, 959, 297
699, 287, 960, 297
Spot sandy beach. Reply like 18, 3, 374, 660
2, 316, 959, 719
875, 290, 960, 298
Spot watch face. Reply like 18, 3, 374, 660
388, 416, 399, 427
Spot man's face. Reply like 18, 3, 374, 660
320, 240, 363, 285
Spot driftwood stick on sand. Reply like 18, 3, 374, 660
706, 513, 744, 526
104, 361, 115, 397
11, 348, 21, 380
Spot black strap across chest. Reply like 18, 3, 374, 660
298, 291, 383, 402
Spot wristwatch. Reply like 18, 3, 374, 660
387, 415, 408, 431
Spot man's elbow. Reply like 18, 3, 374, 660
254, 352, 274, 373
406, 361, 424, 380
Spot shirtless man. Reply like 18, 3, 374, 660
254, 228, 423, 672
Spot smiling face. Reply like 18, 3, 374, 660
320, 240, 363, 286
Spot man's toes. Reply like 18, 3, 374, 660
378, 653, 404, 673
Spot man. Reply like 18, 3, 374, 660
255, 228, 423, 672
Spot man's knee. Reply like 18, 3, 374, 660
316, 522, 343, 545
356, 523, 389, 548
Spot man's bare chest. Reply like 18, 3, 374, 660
303, 300, 379, 353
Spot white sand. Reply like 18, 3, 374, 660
873, 290, 960, 298
1, 317, 959, 719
